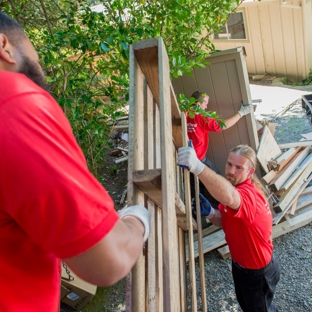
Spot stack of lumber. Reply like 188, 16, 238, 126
258, 125, 312, 225
188, 123, 312, 260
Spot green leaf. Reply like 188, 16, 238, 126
100, 42, 110, 52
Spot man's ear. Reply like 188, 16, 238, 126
0, 34, 17, 65
248, 166, 256, 179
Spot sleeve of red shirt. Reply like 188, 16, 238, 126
0, 92, 119, 258
232, 185, 257, 224
198, 115, 222, 132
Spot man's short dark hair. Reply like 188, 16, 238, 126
191, 90, 207, 102
0, 11, 26, 48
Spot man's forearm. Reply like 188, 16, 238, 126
63, 217, 145, 287
207, 209, 223, 228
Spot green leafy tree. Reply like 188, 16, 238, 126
1, 0, 242, 177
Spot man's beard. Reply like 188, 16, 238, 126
226, 174, 237, 186
19, 54, 49, 92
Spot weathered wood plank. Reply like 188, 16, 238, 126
269, 147, 310, 192
257, 125, 282, 173
181, 111, 197, 311
278, 141, 312, 149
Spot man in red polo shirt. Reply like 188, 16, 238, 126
0, 12, 150, 311
178, 144, 280, 312
187, 91, 253, 207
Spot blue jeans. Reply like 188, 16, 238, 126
232, 254, 280, 312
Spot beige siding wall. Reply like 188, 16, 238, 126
212, 0, 309, 81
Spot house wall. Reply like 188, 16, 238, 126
212, 0, 309, 81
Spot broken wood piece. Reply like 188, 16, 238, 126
268, 147, 310, 192
262, 169, 279, 185
278, 141, 312, 149
301, 132, 312, 141
217, 245, 231, 260
119, 189, 127, 205
271, 147, 302, 171
290, 191, 312, 213
273, 171, 312, 221
301, 185, 312, 195
257, 125, 282, 173
281, 152, 312, 192
114, 155, 128, 163
272, 203, 312, 236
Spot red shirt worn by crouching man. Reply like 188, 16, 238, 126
0, 72, 119, 311
219, 178, 273, 269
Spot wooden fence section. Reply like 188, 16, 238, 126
127, 38, 206, 311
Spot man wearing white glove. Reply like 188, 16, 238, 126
178, 144, 280, 312
187, 91, 253, 206
0, 12, 150, 312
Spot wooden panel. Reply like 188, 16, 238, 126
172, 48, 258, 176
257, 125, 282, 173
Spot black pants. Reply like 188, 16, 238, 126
190, 157, 221, 207
231, 255, 280, 312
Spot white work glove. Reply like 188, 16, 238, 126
118, 205, 151, 242
178, 147, 205, 176
238, 103, 253, 117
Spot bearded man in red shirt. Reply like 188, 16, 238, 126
0, 11, 150, 312
178, 144, 280, 312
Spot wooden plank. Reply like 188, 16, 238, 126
194, 176, 207, 312
272, 204, 312, 239
181, 111, 197, 311
147, 199, 157, 311
301, 132, 312, 140
193, 224, 220, 241
132, 169, 197, 231
158, 37, 180, 311
132, 39, 182, 153
127, 45, 146, 311
145, 82, 157, 312
281, 153, 312, 191
293, 192, 312, 211
188, 229, 226, 259
273, 147, 302, 171
278, 141, 312, 149
301, 185, 312, 196
156, 207, 164, 312
262, 169, 279, 185
269, 147, 310, 192
178, 228, 186, 312
273, 172, 312, 223
257, 125, 282, 173
217, 245, 231, 260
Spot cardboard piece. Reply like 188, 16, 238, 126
61, 264, 97, 310
60, 285, 71, 300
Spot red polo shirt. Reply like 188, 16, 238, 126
219, 178, 273, 269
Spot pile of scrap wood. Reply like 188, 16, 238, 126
189, 122, 312, 260
258, 124, 312, 225
109, 116, 129, 163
